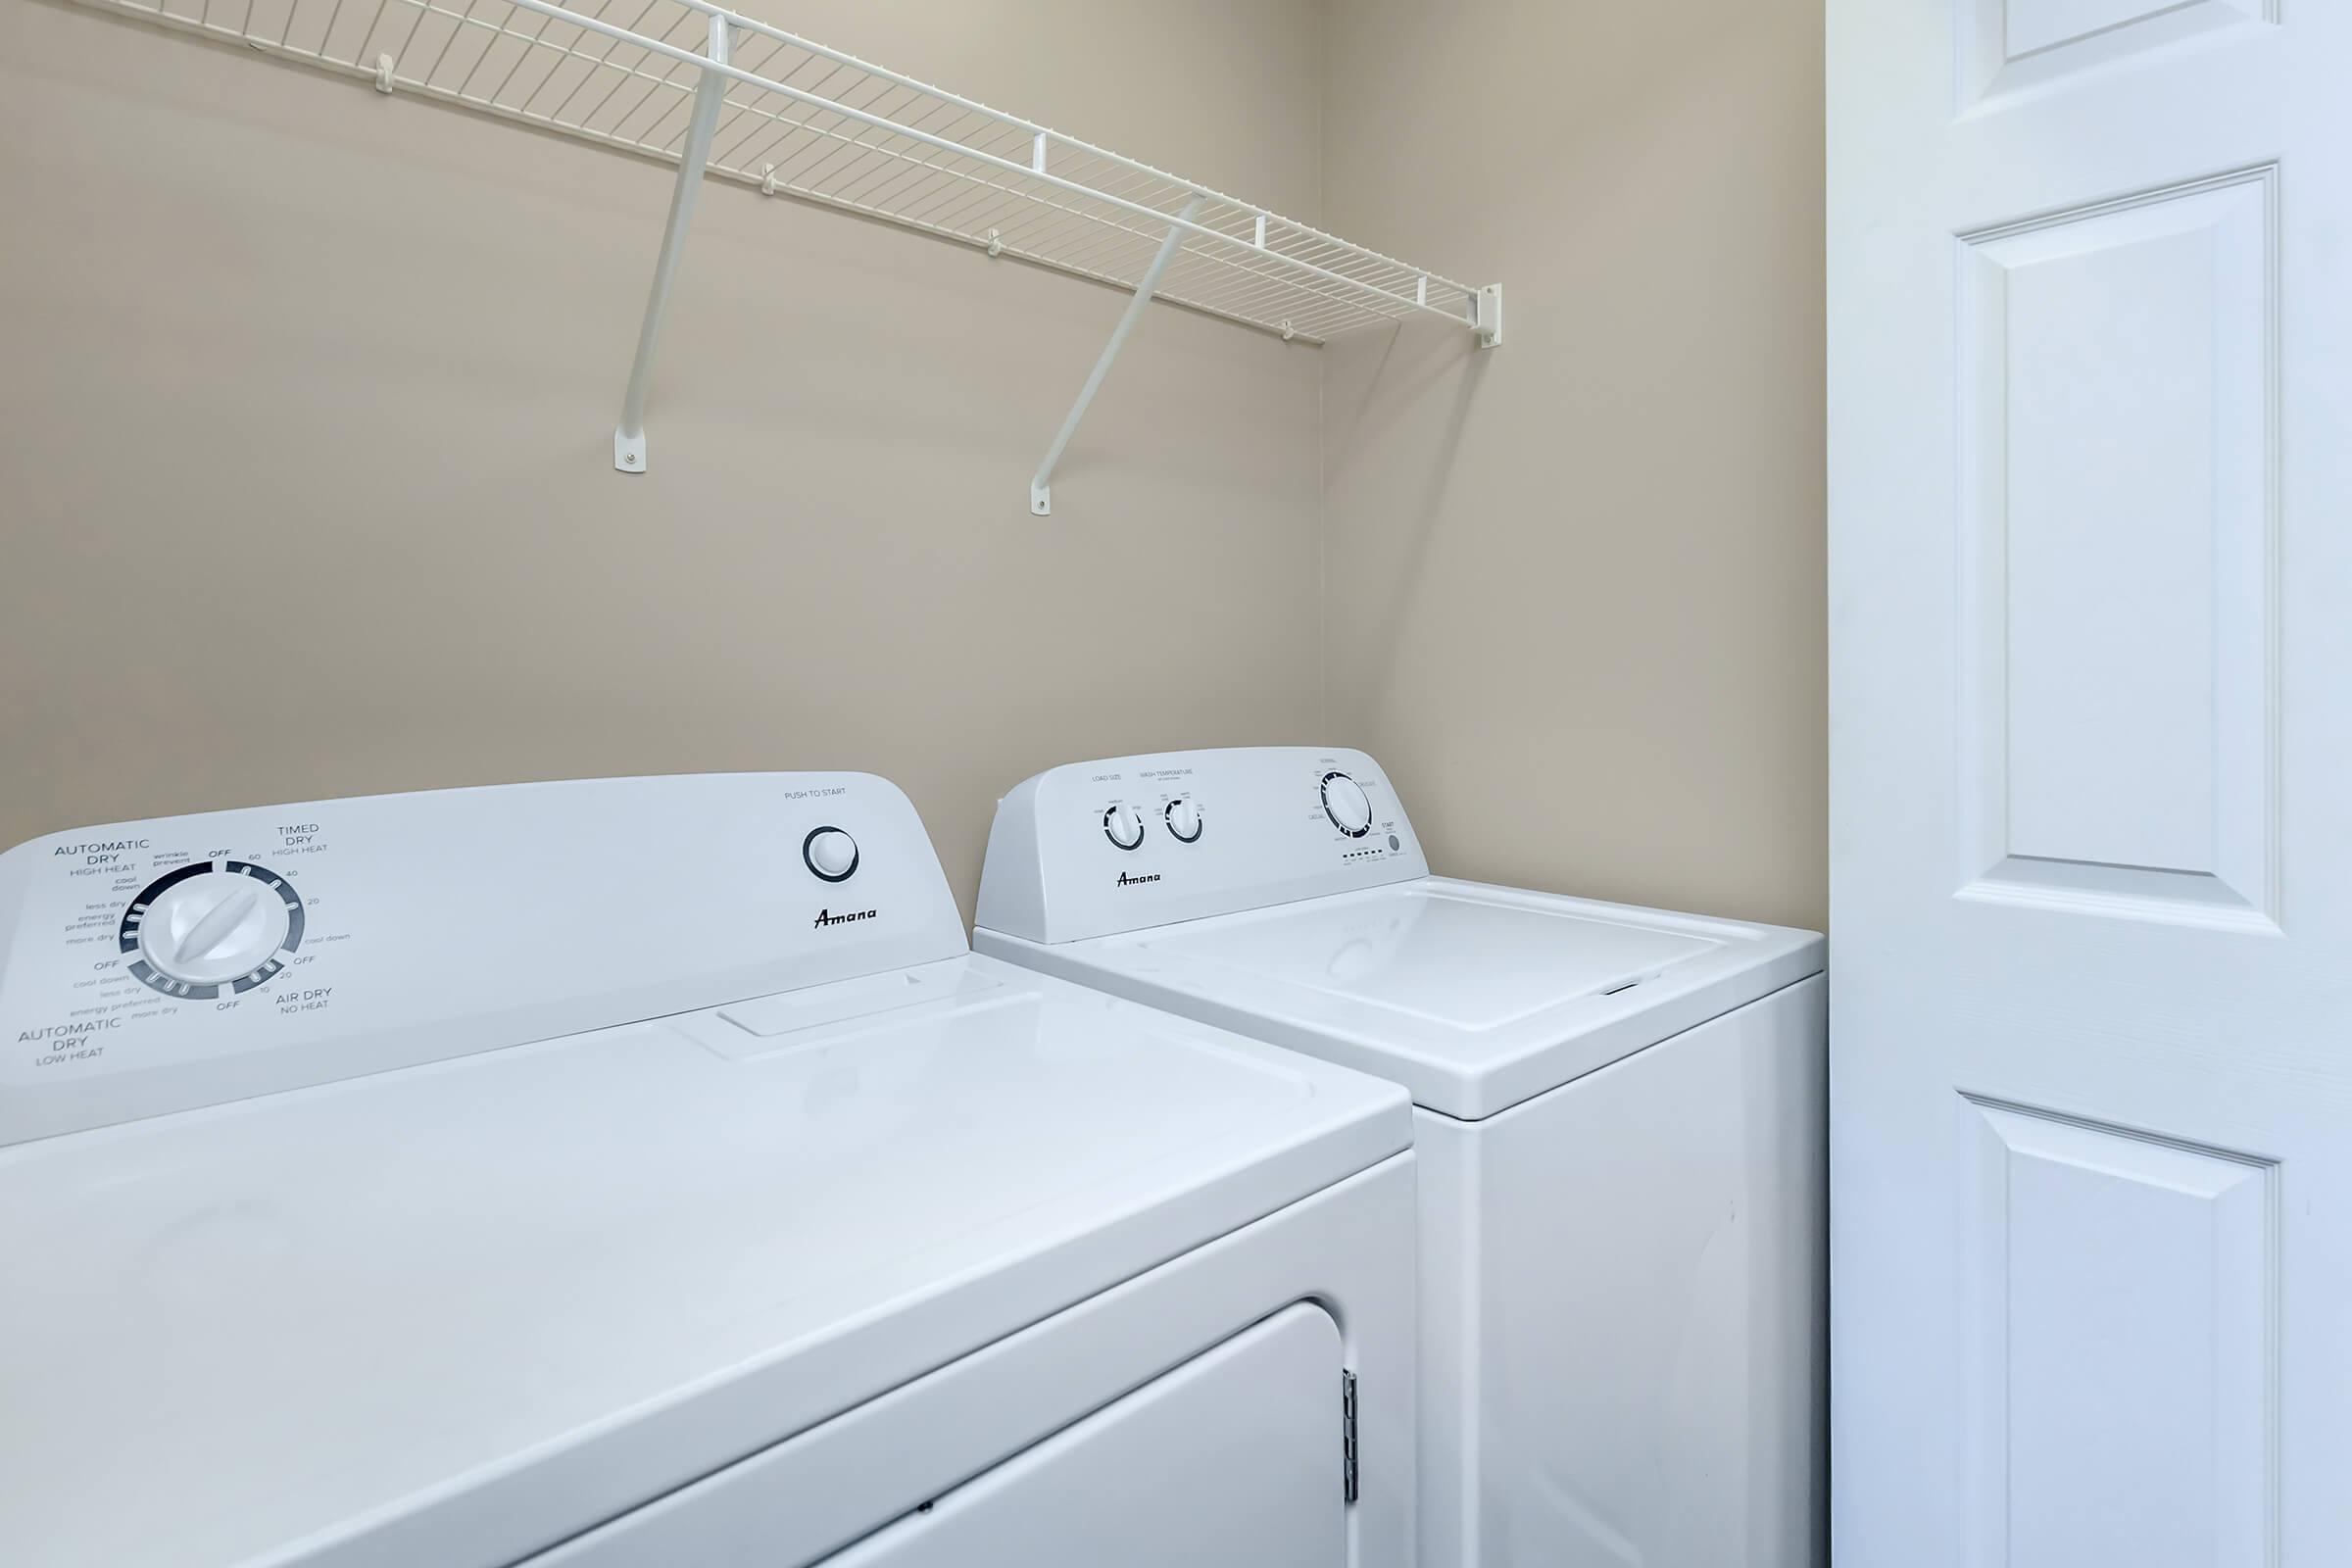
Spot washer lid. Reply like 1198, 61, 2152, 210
992, 878, 1825, 1120
0, 955, 1407, 1568
1157, 886, 1721, 1030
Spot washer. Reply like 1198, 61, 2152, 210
0, 772, 1416, 1568
974, 746, 1828, 1568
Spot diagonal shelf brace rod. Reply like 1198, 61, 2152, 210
612, 12, 732, 473
1031, 195, 1201, 515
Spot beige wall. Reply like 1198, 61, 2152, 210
1319, 0, 1828, 929
0, 0, 1326, 917
2, 0, 1827, 930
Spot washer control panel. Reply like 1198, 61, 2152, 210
0, 773, 966, 1147
976, 747, 1428, 945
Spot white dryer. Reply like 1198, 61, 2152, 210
975, 746, 1828, 1568
0, 772, 1416, 1568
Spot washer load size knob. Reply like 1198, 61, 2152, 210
1102, 805, 1146, 851
119, 861, 306, 1000
1321, 772, 1375, 837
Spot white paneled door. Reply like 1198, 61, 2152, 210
1829, 4, 2352, 1565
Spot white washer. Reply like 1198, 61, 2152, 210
974, 747, 1829, 1568
0, 773, 1416, 1568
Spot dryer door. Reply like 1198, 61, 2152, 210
824, 1301, 1347, 1568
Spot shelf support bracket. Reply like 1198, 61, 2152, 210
612, 13, 731, 473
1474, 283, 1504, 349
1029, 194, 1201, 515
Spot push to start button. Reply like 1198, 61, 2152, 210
804, 827, 859, 882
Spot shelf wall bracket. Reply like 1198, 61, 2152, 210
1029, 194, 1202, 516
1474, 283, 1504, 349
612, 12, 732, 474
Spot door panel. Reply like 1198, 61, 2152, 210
1830, 2, 2352, 1563
1954, 169, 2277, 929
1959, 1098, 2277, 1567
1957, 0, 2275, 104
824, 1302, 1345, 1568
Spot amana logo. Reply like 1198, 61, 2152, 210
814, 906, 878, 928
1115, 871, 1160, 888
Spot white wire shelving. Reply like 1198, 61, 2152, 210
84, 0, 1502, 510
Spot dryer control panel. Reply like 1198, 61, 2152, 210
975, 747, 1430, 945
0, 773, 966, 1147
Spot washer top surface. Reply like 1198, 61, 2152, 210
985, 881, 1819, 1119
973, 749, 1825, 1120
1147, 883, 1723, 1031
0, 954, 1406, 1568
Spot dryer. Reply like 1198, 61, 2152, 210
0, 772, 1416, 1568
975, 746, 1828, 1568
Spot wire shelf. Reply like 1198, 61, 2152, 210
85, 0, 1489, 345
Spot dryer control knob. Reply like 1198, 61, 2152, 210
1165, 799, 1203, 843
804, 827, 860, 882
137, 872, 292, 987
1321, 772, 1374, 838
1102, 805, 1146, 851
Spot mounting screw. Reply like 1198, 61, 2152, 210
373, 53, 395, 93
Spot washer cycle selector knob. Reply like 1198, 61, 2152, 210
1165, 799, 1203, 843
119, 861, 306, 999
1321, 771, 1375, 838
1102, 805, 1146, 851
804, 827, 859, 882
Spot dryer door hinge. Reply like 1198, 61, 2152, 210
1342, 1369, 1360, 1504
